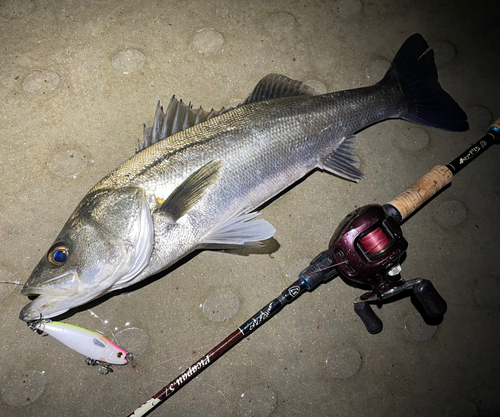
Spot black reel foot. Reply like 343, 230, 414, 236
354, 278, 447, 334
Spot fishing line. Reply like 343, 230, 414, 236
359, 227, 390, 254
87, 309, 119, 344
0, 281, 21, 285
301, 260, 347, 276
111, 340, 221, 374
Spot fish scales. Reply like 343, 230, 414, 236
96, 85, 401, 219
79, 85, 402, 286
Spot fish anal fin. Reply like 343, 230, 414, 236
157, 160, 223, 222
201, 212, 276, 248
322, 135, 365, 182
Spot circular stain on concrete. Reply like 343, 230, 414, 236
48, 149, 88, 178
325, 346, 362, 379
22, 71, 61, 95
433, 200, 467, 228
334, 0, 362, 18
474, 275, 500, 308
399, 127, 429, 151
203, 289, 240, 322
446, 400, 479, 417
111, 49, 146, 74
265, 12, 296, 32
304, 79, 327, 95
1, 370, 46, 406
239, 385, 277, 417
0, 269, 19, 302
0, 0, 34, 19
433, 41, 456, 65
404, 311, 437, 341
192, 29, 224, 54
115, 328, 149, 358
467, 106, 491, 131
366, 60, 390, 82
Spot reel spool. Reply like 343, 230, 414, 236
328, 204, 408, 287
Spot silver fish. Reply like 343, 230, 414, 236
20, 34, 468, 321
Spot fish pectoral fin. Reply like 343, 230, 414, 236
157, 160, 223, 222
200, 212, 276, 248
243, 74, 316, 105
322, 135, 365, 182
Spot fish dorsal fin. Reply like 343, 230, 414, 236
157, 160, 223, 222
322, 135, 365, 182
137, 97, 234, 153
136, 74, 316, 152
242, 74, 317, 105
200, 211, 276, 248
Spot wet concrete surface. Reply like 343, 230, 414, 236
1, 0, 499, 416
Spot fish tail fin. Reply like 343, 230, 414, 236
381, 33, 468, 132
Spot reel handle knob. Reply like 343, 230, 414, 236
354, 302, 383, 334
412, 279, 447, 318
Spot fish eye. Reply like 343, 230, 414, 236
48, 245, 69, 266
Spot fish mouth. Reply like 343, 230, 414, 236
21, 271, 79, 297
19, 272, 83, 322
19, 294, 71, 322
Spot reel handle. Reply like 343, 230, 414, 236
354, 302, 383, 334
354, 278, 448, 334
386, 118, 500, 223
412, 279, 447, 318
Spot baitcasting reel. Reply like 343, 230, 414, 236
328, 203, 447, 334
320, 120, 500, 333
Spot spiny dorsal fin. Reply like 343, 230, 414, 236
242, 74, 317, 105
322, 135, 365, 182
157, 160, 223, 222
136, 97, 235, 153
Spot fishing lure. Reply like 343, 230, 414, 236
28, 319, 133, 372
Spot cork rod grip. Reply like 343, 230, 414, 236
387, 165, 453, 221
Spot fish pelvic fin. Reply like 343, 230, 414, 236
243, 74, 316, 105
381, 33, 468, 132
157, 160, 223, 222
322, 135, 365, 182
200, 212, 276, 248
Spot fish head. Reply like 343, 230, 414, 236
20, 187, 154, 322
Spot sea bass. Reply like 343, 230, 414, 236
20, 34, 468, 321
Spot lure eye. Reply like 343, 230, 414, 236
117, 352, 123, 358
48, 246, 69, 266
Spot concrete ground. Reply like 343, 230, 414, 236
1, 0, 499, 416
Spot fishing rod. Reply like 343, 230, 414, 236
128, 119, 500, 416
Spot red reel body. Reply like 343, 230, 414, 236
328, 204, 408, 287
